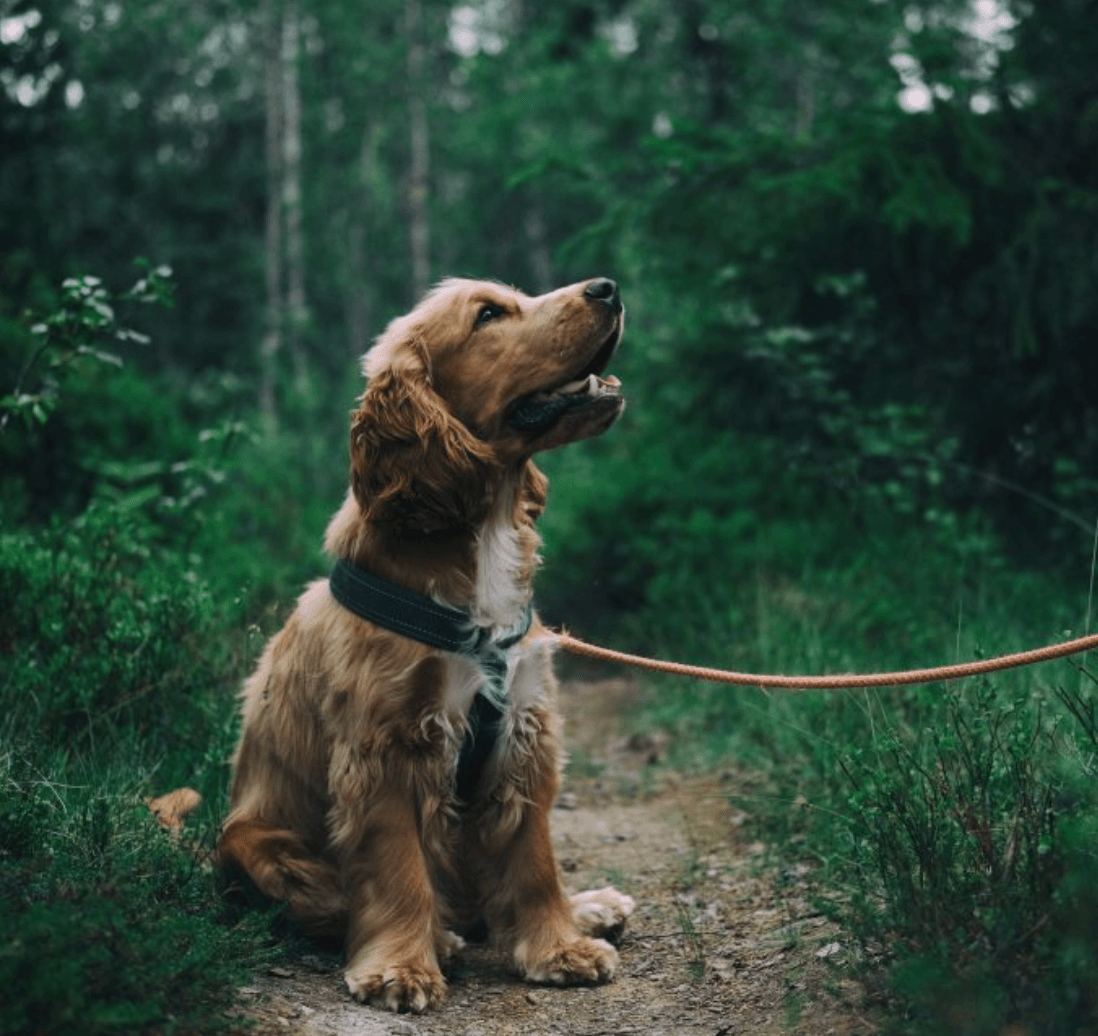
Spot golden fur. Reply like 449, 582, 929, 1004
217, 278, 634, 1012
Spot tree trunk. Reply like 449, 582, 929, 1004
281, 0, 309, 393
259, 0, 284, 430
346, 120, 381, 360
523, 206, 555, 294
405, 0, 431, 301
794, 68, 815, 141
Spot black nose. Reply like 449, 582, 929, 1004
584, 277, 621, 311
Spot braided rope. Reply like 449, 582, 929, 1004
553, 630, 1098, 691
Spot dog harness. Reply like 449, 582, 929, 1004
328, 558, 533, 806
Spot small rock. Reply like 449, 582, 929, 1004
816, 941, 842, 958
524, 991, 539, 1005
626, 730, 669, 763
698, 900, 724, 924
268, 966, 294, 978
556, 792, 578, 810
390, 1023, 414, 1036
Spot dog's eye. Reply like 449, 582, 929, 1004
476, 303, 504, 326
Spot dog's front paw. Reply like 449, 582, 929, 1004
570, 886, 636, 943
517, 935, 619, 986
344, 958, 446, 1013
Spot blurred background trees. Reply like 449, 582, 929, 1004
3, 0, 1096, 581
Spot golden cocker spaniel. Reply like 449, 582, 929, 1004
217, 277, 635, 1012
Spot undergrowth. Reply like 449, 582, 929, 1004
0, 274, 297, 1036
544, 429, 1098, 1035
0, 505, 277, 1036
624, 564, 1098, 1035
836, 676, 1098, 1034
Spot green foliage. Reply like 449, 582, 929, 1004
597, 514, 1098, 1034
0, 279, 276, 1036
0, 507, 222, 745
0, 747, 271, 1036
0, 265, 172, 432
543, 429, 1097, 1033
0, 506, 273, 1035
835, 678, 1098, 1034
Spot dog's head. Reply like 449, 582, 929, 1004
350, 278, 625, 531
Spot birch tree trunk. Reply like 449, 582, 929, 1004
523, 207, 555, 295
259, 0, 284, 430
346, 121, 381, 360
281, 0, 309, 393
405, 0, 430, 301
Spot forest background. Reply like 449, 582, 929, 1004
2, 0, 1098, 1033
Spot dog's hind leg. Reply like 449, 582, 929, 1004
217, 815, 347, 940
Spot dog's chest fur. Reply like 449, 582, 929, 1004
469, 488, 538, 630
440, 635, 553, 722
432, 491, 549, 728
441, 495, 550, 722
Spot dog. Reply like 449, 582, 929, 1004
217, 277, 635, 1012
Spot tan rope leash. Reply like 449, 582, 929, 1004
552, 630, 1098, 691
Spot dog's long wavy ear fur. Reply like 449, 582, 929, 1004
351, 342, 498, 532
520, 461, 548, 526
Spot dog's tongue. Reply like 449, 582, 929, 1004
527, 373, 621, 403
507, 375, 623, 433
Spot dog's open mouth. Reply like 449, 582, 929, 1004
506, 327, 623, 434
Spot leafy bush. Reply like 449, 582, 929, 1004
0, 274, 277, 1036
836, 677, 1098, 1034
0, 495, 276, 1034
0, 747, 272, 1036
0, 509, 223, 745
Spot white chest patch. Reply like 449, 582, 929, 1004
471, 497, 530, 631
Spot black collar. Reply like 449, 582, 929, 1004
329, 558, 533, 805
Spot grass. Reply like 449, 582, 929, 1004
673, 900, 708, 981
0, 753, 274, 1036
0, 500, 281, 1036
545, 490, 1098, 1035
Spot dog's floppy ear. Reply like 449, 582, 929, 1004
351, 340, 498, 532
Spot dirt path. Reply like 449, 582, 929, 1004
237, 680, 874, 1036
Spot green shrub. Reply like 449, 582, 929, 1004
0, 506, 225, 748
0, 501, 274, 1035
0, 273, 277, 1036
544, 419, 1098, 1033
835, 678, 1097, 1034
0, 750, 272, 1036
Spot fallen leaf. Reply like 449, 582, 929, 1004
146, 787, 202, 832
